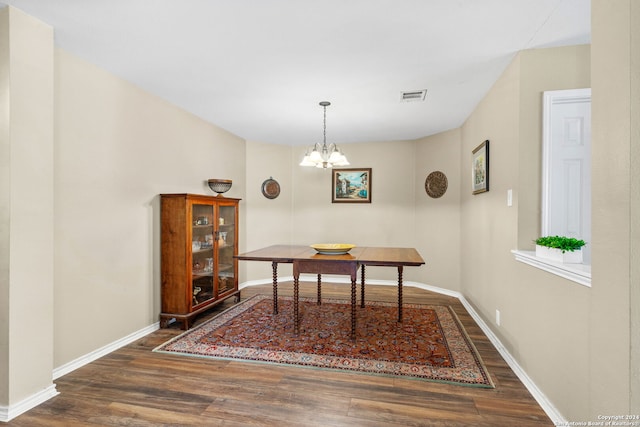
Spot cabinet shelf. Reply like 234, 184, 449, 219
160, 193, 241, 330
192, 271, 213, 278
193, 248, 213, 254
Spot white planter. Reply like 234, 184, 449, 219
535, 245, 583, 264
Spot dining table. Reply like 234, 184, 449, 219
235, 244, 425, 340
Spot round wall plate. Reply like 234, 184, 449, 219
425, 171, 448, 198
261, 177, 280, 199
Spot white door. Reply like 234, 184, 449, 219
542, 88, 591, 263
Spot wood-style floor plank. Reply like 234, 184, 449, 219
6, 283, 553, 426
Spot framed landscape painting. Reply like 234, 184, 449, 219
332, 168, 372, 203
472, 140, 489, 195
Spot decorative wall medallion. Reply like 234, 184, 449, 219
425, 171, 448, 198
261, 177, 280, 199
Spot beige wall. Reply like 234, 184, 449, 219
0, 7, 55, 407
414, 129, 462, 291
517, 46, 592, 249
626, 0, 640, 413
0, 7, 10, 407
243, 140, 294, 280
53, 49, 246, 366
459, 46, 595, 420
591, 0, 637, 415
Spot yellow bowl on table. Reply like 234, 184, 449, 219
310, 243, 356, 255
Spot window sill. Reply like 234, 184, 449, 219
511, 250, 591, 288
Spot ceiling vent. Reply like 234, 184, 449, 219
400, 89, 427, 102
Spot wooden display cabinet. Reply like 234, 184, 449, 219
160, 193, 241, 329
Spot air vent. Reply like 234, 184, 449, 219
400, 89, 427, 102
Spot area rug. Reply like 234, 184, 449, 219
154, 294, 494, 388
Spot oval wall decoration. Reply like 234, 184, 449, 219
261, 177, 281, 199
425, 171, 448, 198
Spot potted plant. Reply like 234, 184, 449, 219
535, 235, 586, 263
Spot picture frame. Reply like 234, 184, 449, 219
332, 168, 372, 203
472, 140, 489, 194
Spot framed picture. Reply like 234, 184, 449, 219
472, 140, 489, 194
332, 168, 372, 203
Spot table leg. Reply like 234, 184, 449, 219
397, 265, 404, 323
293, 273, 300, 335
360, 264, 366, 308
272, 262, 278, 314
351, 275, 357, 340
317, 274, 322, 305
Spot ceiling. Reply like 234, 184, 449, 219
1, 0, 590, 146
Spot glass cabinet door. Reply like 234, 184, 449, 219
217, 205, 236, 296
191, 203, 215, 307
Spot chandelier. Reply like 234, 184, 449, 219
299, 101, 349, 169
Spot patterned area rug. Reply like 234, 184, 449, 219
154, 294, 494, 388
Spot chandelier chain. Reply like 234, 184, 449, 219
323, 104, 327, 147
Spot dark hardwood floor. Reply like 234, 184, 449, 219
7, 283, 553, 426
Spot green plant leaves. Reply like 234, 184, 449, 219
535, 236, 586, 253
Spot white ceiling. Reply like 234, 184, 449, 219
1, 0, 590, 146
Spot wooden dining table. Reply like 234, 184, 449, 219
235, 245, 425, 339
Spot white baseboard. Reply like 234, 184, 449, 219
454, 293, 566, 424
0, 384, 59, 422
53, 322, 160, 380
0, 322, 160, 422
240, 277, 567, 424
242, 275, 458, 298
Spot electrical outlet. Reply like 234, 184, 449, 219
496, 309, 501, 326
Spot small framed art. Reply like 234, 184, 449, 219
332, 168, 372, 203
472, 140, 489, 195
